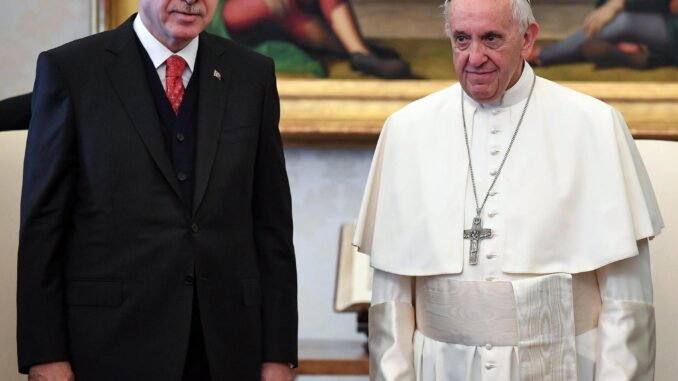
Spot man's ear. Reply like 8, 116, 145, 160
521, 22, 540, 59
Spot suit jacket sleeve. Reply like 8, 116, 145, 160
17, 51, 76, 373
0, 92, 31, 132
252, 60, 298, 366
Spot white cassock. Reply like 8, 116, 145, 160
353, 63, 664, 381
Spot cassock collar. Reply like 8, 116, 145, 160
463, 61, 534, 110
133, 14, 198, 72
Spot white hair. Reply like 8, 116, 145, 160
443, 0, 536, 37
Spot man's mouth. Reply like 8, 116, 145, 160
466, 70, 496, 75
170, 11, 202, 22
172, 11, 200, 16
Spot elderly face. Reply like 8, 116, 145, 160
448, 0, 538, 104
140, 0, 218, 52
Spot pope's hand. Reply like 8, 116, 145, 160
670, 0, 678, 14
583, 0, 624, 37
28, 361, 74, 381
261, 362, 293, 381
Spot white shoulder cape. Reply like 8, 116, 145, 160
353, 76, 663, 276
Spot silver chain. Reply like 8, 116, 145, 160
461, 73, 536, 216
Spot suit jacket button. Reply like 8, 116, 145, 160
184, 275, 194, 285
191, 223, 199, 233
177, 172, 187, 181
176, 133, 185, 142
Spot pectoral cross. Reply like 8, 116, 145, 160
463, 216, 492, 265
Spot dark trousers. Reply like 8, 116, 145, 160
182, 293, 211, 381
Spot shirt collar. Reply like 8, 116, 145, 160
133, 14, 199, 72
463, 61, 535, 110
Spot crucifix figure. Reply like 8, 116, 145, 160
463, 216, 492, 265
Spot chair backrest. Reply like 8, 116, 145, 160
635, 139, 678, 381
0, 131, 27, 381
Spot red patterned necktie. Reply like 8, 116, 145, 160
165, 55, 187, 115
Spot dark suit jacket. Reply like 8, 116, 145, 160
0, 93, 31, 131
17, 16, 297, 381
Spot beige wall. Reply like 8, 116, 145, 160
1, 1, 91, 99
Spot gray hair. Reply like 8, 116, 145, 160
443, 0, 536, 37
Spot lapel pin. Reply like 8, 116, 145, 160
213, 69, 222, 81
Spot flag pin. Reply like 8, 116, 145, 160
213, 70, 222, 80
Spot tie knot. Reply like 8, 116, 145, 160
166, 55, 187, 78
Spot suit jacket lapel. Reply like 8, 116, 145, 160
105, 16, 184, 202
193, 35, 232, 215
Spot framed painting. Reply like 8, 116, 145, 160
93, 0, 678, 145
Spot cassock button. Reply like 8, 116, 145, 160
489, 190, 498, 197
177, 172, 187, 181
184, 275, 195, 285
176, 133, 185, 142
490, 148, 501, 155
485, 362, 496, 370
491, 129, 500, 135
485, 343, 493, 350
488, 211, 498, 218
486, 253, 497, 260
489, 169, 498, 176
485, 276, 497, 281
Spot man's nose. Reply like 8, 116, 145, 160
468, 42, 488, 67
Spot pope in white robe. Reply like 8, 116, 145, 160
352, 0, 664, 380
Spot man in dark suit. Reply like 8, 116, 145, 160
17, 0, 297, 380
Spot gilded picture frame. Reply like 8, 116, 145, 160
94, 0, 678, 146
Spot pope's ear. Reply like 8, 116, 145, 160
521, 22, 540, 58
